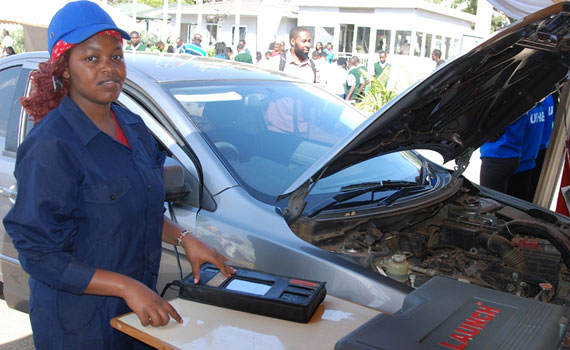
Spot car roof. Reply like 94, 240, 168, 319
0, 51, 300, 84
125, 53, 296, 84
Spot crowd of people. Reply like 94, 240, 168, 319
116, 27, 397, 105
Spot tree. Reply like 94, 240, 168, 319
107, 0, 195, 6
452, 0, 477, 15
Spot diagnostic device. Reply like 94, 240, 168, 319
179, 263, 327, 323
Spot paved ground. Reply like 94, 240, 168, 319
0, 284, 34, 350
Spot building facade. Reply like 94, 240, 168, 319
153, 0, 490, 82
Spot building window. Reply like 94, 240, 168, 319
302, 26, 316, 47
451, 38, 460, 57
315, 27, 334, 49
445, 37, 452, 60
395, 30, 411, 55
414, 32, 423, 57
206, 17, 218, 45
339, 24, 354, 53
231, 26, 246, 46
375, 29, 391, 53
434, 35, 443, 53
424, 33, 432, 58
356, 27, 370, 54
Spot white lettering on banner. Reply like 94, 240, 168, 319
530, 111, 545, 124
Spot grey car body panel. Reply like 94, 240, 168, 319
3, 3, 570, 315
0, 51, 411, 314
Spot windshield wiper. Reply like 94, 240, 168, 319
339, 180, 419, 192
305, 180, 429, 217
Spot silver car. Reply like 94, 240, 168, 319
2, 3, 570, 318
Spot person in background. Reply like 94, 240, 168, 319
345, 56, 366, 103
125, 31, 148, 52
4, 46, 15, 56
234, 43, 253, 64
324, 42, 335, 63
258, 50, 273, 69
432, 49, 445, 68
479, 115, 527, 193
180, 33, 207, 56
225, 46, 233, 60
167, 45, 175, 53
239, 39, 251, 55
374, 50, 391, 86
315, 41, 324, 53
326, 57, 348, 99
271, 26, 319, 84
151, 41, 165, 53
4, 2, 234, 348
506, 103, 546, 201
256, 51, 263, 65
269, 41, 280, 57
214, 42, 227, 59
192, 33, 203, 47
175, 37, 184, 52
1, 29, 14, 57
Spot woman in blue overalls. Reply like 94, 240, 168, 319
3, 2, 234, 349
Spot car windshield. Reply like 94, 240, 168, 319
165, 80, 423, 202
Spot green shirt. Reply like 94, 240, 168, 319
374, 62, 391, 85
345, 67, 365, 97
125, 44, 148, 52
235, 52, 253, 64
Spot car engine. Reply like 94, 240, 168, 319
293, 183, 570, 304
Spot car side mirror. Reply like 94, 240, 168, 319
164, 157, 190, 202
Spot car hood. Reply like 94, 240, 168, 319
280, 3, 570, 221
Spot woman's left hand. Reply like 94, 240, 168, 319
181, 234, 236, 283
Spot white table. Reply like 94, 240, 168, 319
111, 295, 380, 350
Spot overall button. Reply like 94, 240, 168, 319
110, 194, 116, 200
147, 184, 151, 191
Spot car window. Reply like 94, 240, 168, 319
0, 66, 22, 139
165, 81, 366, 200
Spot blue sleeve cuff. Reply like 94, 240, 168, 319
57, 257, 96, 295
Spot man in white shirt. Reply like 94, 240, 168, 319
271, 27, 319, 84
1, 30, 13, 57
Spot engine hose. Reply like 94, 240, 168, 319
477, 232, 526, 270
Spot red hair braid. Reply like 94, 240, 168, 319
20, 53, 70, 124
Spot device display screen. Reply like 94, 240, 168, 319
225, 278, 272, 295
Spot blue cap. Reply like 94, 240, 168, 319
48, 1, 130, 55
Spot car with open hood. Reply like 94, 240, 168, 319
1, 3, 570, 327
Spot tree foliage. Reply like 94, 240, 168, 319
108, 0, 195, 7
354, 69, 398, 115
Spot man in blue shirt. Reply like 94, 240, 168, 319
506, 102, 547, 200
480, 114, 528, 193
180, 33, 207, 56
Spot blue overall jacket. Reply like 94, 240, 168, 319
4, 96, 166, 349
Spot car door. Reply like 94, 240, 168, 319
0, 59, 37, 312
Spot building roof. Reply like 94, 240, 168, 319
141, 0, 299, 19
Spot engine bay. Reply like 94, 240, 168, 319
293, 184, 570, 304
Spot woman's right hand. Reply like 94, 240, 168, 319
122, 279, 183, 327
85, 269, 182, 327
